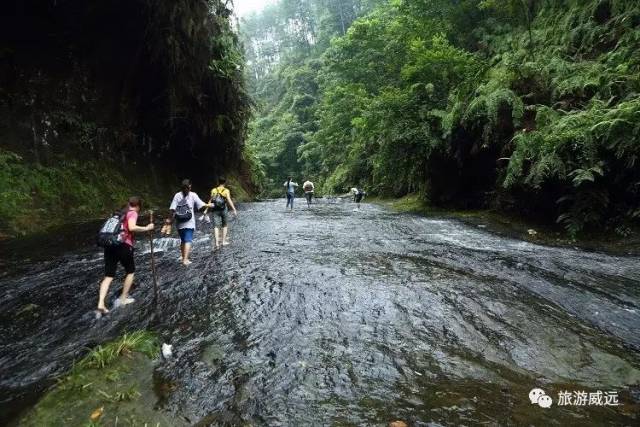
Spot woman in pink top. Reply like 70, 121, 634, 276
97, 196, 154, 314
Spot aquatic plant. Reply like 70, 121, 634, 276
76, 331, 159, 370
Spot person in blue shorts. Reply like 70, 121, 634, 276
170, 179, 211, 266
283, 176, 298, 210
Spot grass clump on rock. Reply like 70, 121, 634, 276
20, 331, 184, 427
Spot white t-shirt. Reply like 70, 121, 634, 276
170, 191, 206, 230
284, 181, 299, 193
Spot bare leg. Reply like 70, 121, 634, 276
183, 243, 192, 264
214, 227, 221, 248
97, 276, 114, 311
180, 243, 185, 262
119, 273, 135, 302
222, 226, 229, 245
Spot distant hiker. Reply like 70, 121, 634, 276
209, 177, 238, 250
160, 219, 172, 235
351, 187, 366, 210
284, 176, 298, 210
96, 196, 154, 314
160, 218, 172, 236
169, 179, 211, 266
303, 180, 315, 207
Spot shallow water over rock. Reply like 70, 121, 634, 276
1, 200, 639, 425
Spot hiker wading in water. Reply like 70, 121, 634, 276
303, 179, 315, 207
209, 177, 238, 250
352, 187, 366, 210
97, 197, 154, 314
170, 179, 211, 266
284, 176, 298, 210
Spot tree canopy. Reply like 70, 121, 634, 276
241, 0, 640, 236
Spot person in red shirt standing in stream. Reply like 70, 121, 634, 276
96, 196, 154, 314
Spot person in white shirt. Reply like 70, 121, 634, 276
283, 176, 299, 210
169, 179, 212, 265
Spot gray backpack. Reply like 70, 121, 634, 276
212, 190, 226, 211
175, 196, 192, 222
97, 212, 125, 247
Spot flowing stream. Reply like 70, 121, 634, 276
1, 200, 639, 425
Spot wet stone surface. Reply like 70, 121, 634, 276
1, 200, 639, 425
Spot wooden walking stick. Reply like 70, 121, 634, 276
148, 210, 160, 311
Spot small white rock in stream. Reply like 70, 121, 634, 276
162, 343, 173, 359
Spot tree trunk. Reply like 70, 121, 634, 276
337, 0, 346, 35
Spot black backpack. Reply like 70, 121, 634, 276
175, 195, 193, 222
212, 189, 226, 211
97, 212, 125, 247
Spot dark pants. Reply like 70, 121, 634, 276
104, 244, 135, 277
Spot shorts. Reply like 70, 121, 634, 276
355, 193, 364, 203
104, 244, 135, 277
212, 209, 228, 228
178, 228, 194, 243
305, 192, 313, 201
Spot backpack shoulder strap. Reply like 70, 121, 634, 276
119, 210, 129, 232
214, 187, 227, 198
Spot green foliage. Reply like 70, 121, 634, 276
243, 0, 640, 234
209, 32, 245, 80
242, 143, 267, 193
98, 385, 141, 403
0, 150, 31, 224
450, 81, 524, 146
77, 331, 159, 371
20, 331, 169, 427
0, 149, 164, 236
505, 98, 640, 234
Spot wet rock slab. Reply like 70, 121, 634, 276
1, 200, 639, 425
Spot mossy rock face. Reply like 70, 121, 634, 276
19, 332, 186, 427
225, 174, 252, 203
0, 148, 169, 238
